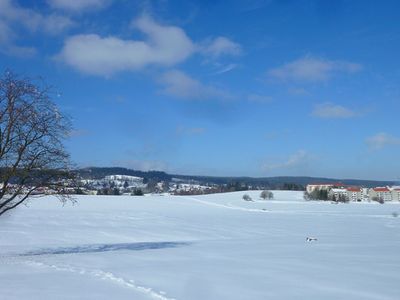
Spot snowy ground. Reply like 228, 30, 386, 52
1, 191, 400, 299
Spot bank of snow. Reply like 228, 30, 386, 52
1, 191, 400, 300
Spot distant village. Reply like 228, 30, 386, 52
25, 174, 400, 203
76, 175, 400, 203
306, 183, 400, 203
72, 174, 300, 196
75, 175, 222, 196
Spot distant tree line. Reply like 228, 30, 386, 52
173, 181, 250, 196
96, 187, 144, 196
280, 183, 304, 191
97, 187, 121, 195
76, 168, 395, 190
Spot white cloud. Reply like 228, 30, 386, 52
267, 56, 362, 82
0, 0, 40, 31
0, 0, 74, 56
159, 70, 231, 100
366, 133, 400, 150
0, 0, 74, 34
263, 150, 312, 171
57, 15, 242, 76
0, 17, 36, 56
47, 0, 111, 11
312, 103, 356, 118
57, 15, 195, 76
201, 36, 242, 58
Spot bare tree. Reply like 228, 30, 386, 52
371, 196, 384, 204
0, 71, 74, 216
260, 190, 274, 200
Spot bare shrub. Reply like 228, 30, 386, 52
242, 194, 252, 201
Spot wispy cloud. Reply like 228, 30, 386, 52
262, 150, 312, 171
200, 36, 242, 58
0, 0, 74, 34
312, 103, 356, 119
267, 56, 362, 82
0, 0, 74, 56
159, 70, 232, 101
213, 63, 239, 74
47, 0, 111, 12
0, 19, 36, 56
366, 133, 400, 150
201, 37, 242, 76
113, 159, 168, 172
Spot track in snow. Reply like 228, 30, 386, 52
21, 260, 177, 300
19, 241, 189, 256
184, 196, 269, 212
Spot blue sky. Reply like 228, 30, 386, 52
1, 0, 399, 180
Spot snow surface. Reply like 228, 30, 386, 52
1, 191, 400, 299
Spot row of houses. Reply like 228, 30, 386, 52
306, 183, 400, 202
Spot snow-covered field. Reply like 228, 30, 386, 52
1, 191, 400, 299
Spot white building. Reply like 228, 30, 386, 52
104, 175, 143, 184
361, 188, 369, 201
346, 187, 362, 202
328, 188, 348, 201
369, 187, 392, 202
306, 183, 345, 194
391, 188, 400, 201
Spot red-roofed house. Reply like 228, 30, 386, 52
346, 187, 362, 202
370, 187, 392, 202
392, 188, 400, 201
373, 187, 390, 192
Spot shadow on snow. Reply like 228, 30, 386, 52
20, 241, 190, 256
